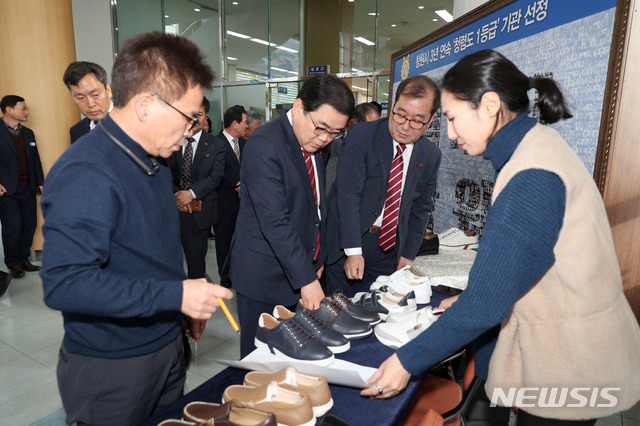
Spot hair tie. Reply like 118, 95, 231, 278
528, 77, 535, 90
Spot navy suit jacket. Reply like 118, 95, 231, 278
0, 120, 45, 195
227, 113, 326, 306
325, 118, 441, 264
215, 132, 246, 215
70, 117, 91, 144
166, 131, 226, 229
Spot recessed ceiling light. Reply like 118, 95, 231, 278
251, 37, 276, 47
164, 15, 169, 18
227, 30, 251, 39
194, 8, 200, 12
354, 36, 375, 46
276, 45, 299, 53
232, 1, 239, 4
348, 0, 354, 2
418, 6, 424, 9
368, 12, 378, 16
228, 56, 238, 60
432, 18, 438, 21
435, 9, 453, 22
391, 24, 397, 27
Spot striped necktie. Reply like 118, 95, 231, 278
379, 143, 406, 253
303, 150, 320, 262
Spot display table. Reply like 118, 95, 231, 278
143, 281, 452, 426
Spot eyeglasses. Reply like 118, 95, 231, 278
391, 109, 430, 130
13, 106, 29, 111
152, 93, 199, 131
308, 113, 345, 140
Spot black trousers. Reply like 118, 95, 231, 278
213, 208, 238, 279
57, 333, 186, 426
0, 185, 38, 269
179, 211, 210, 279
325, 231, 398, 295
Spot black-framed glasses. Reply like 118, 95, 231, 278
152, 93, 199, 131
308, 112, 345, 140
391, 109, 430, 130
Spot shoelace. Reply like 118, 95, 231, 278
438, 227, 462, 239
281, 319, 313, 347
299, 310, 331, 333
321, 298, 342, 316
331, 292, 353, 310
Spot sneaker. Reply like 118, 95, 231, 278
417, 232, 439, 256
254, 313, 335, 366
222, 382, 315, 426
353, 289, 417, 320
370, 267, 431, 304
352, 285, 408, 304
183, 399, 276, 425
273, 305, 350, 354
374, 307, 439, 349
330, 291, 381, 325
298, 299, 372, 340
244, 366, 333, 417
0, 271, 12, 298
438, 227, 479, 250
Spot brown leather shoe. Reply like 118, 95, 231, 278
223, 382, 314, 426
244, 367, 333, 417
22, 261, 41, 272
183, 399, 276, 425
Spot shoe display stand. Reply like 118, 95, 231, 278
142, 277, 449, 426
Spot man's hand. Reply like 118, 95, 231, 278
174, 190, 194, 209
397, 256, 413, 271
344, 254, 365, 280
181, 278, 233, 319
438, 294, 460, 310
183, 316, 207, 342
316, 264, 325, 279
300, 279, 325, 310
360, 353, 411, 399
0, 184, 6, 197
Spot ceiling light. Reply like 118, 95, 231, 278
418, 6, 424, 9
164, 15, 169, 18
251, 38, 276, 46
435, 9, 453, 22
227, 30, 251, 39
352, 85, 368, 91
391, 24, 397, 27
354, 36, 375, 46
348, 0, 354, 2
271, 67, 298, 75
276, 45, 299, 53
368, 12, 378, 16
232, 1, 239, 4
194, 8, 200, 12
432, 18, 438, 21
228, 56, 238, 60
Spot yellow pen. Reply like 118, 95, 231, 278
217, 297, 240, 333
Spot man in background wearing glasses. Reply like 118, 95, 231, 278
40, 32, 233, 425
324, 75, 442, 294
226, 74, 355, 357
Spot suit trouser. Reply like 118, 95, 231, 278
213, 208, 238, 278
325, 231, 398, 295
0, 185, 37, 269
179, 211, 210, 279
57, 333, 185, 426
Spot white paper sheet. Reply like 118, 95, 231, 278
213, 349, 377, 389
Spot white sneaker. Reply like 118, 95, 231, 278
374, 307, 439, 349
353, 289, 417, 321
371, 267, 431, 304
438, 227, 479, 250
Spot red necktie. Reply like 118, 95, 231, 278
379, 144, 406, 253
303, 151, 320, 262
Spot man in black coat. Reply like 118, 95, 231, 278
214, 105, 248, 286
63, 61, 112, 144
0, 95, 45, 280
166, 97, 225, 279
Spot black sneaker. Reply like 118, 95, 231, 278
298, 299, 372, 340
331, 291, 381, 325
0, 271, 12, 298
273, 305, 350, 354
255, 313, 335, 366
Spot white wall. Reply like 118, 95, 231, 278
71, 0, 115, 81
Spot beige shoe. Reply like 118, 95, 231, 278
222, 381, 314, 426
244, 366, 333, 417
183, 398, 276, 425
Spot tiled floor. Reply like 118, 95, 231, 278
1, 244, 639, 425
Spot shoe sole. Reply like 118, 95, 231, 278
341, 328, 373, 340
312, 398, 334, 417
221, 395, 316, 426
254, 338, 335, 366
327, 341, 350, 354
440, 243, 478, 250
373, 327, 404, 349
